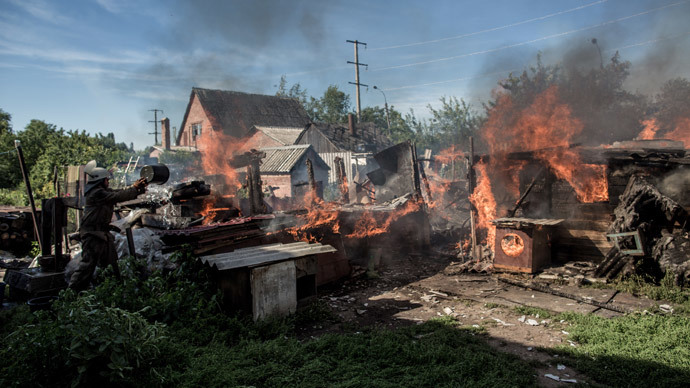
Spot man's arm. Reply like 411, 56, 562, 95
99, 178, 149, 205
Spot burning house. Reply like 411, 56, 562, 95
176, 87, 311, 148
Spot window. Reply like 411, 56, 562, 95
191, 122, 202, 140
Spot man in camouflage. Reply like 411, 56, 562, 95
68, 161, 148, 291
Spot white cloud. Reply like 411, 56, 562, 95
8, 0, 70, 25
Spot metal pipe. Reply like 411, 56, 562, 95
14, 140, 42, 251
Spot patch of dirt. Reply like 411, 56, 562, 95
301, 252, 661, 387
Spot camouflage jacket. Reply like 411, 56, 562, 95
79, 186, 142, 236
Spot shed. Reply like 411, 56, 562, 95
259, 145, 330, 199
295, 120, 392, 154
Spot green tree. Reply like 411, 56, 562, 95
426, 96, 479, 151
310, 85, 351, 124
361, 105, 415, 144
0, 108, 11, 135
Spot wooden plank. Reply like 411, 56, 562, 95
211, 245, 337, 271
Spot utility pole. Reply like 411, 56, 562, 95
148, 109, 163, 145
347, 40, 367, 122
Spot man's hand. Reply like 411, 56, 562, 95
133, 177, 149, 191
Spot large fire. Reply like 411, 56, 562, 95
482, 86, 608, 204
196, 130, 245, 191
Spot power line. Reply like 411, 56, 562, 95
372, 0, 689, 72
370, 0, 608, 51
380, 31, 690, 93
382, 69, 520, 92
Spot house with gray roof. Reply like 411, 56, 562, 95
259, 144, 329, 199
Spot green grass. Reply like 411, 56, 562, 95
176, 318, 535, 388
513, 305, 555, 319
0, 255, 539, 388
554, 311, 690, 388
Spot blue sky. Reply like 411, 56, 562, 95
1, 0, 689, 149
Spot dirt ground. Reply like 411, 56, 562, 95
303, 252, 661, 387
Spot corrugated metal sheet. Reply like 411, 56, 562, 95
199, 242, 337, 271
319, 151, 352, 183
253, 126, 304, 146
260, 145, 311, 173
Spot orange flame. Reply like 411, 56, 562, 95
483, 86, 608, 203
199, 197, 231, 225
666, 118, 690, 148
346, 198, 422, 239
469, 162, 497, 251
500, 233, 524, 257
196, 130, 245, 191
636, 118, 660, 140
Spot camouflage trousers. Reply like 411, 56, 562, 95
68, 232, 121, 291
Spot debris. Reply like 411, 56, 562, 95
356, 309, 366, 315
527, 347, 533, 351
518, 315, 526, 323
544, 374, 561, 381
443, 307, 453, 315
596, 175, 689, 282
526, 319, 539, 326
659, 304, 674, 314
498, 277, 631, 314
557, 364, 566, 370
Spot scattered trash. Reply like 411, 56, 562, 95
491, 317, 514, 326
356, 309, 366, 315
518, 315, 526, 323
557, 364, 566, 370
443, 307, 453, 315
562, 330, 570, 335
659, 304, 674, 313
544, 374, 560, 381
527, 347, 533, 351
526, 319, 539, 326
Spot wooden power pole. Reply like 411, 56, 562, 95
347, 40, 368, 122
148, 109, 163, 145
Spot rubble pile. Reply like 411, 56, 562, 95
596, 175, 690, 284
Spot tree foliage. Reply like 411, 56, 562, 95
488, 52, 648, 147
0, 113, 132, 201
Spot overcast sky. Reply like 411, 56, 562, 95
1, 0, 689, 149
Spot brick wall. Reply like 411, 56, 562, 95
179, 94, 213, 147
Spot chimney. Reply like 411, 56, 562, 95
161, 117, 171, 150
348, 113, 356, 137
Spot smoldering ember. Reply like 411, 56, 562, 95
3, 19, 690, 388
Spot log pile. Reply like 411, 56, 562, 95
0, 207, 35, 255
595, 175, 689, 284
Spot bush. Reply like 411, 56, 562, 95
0, 292, 169, 387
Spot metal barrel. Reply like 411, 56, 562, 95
140, 164, 170, 185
